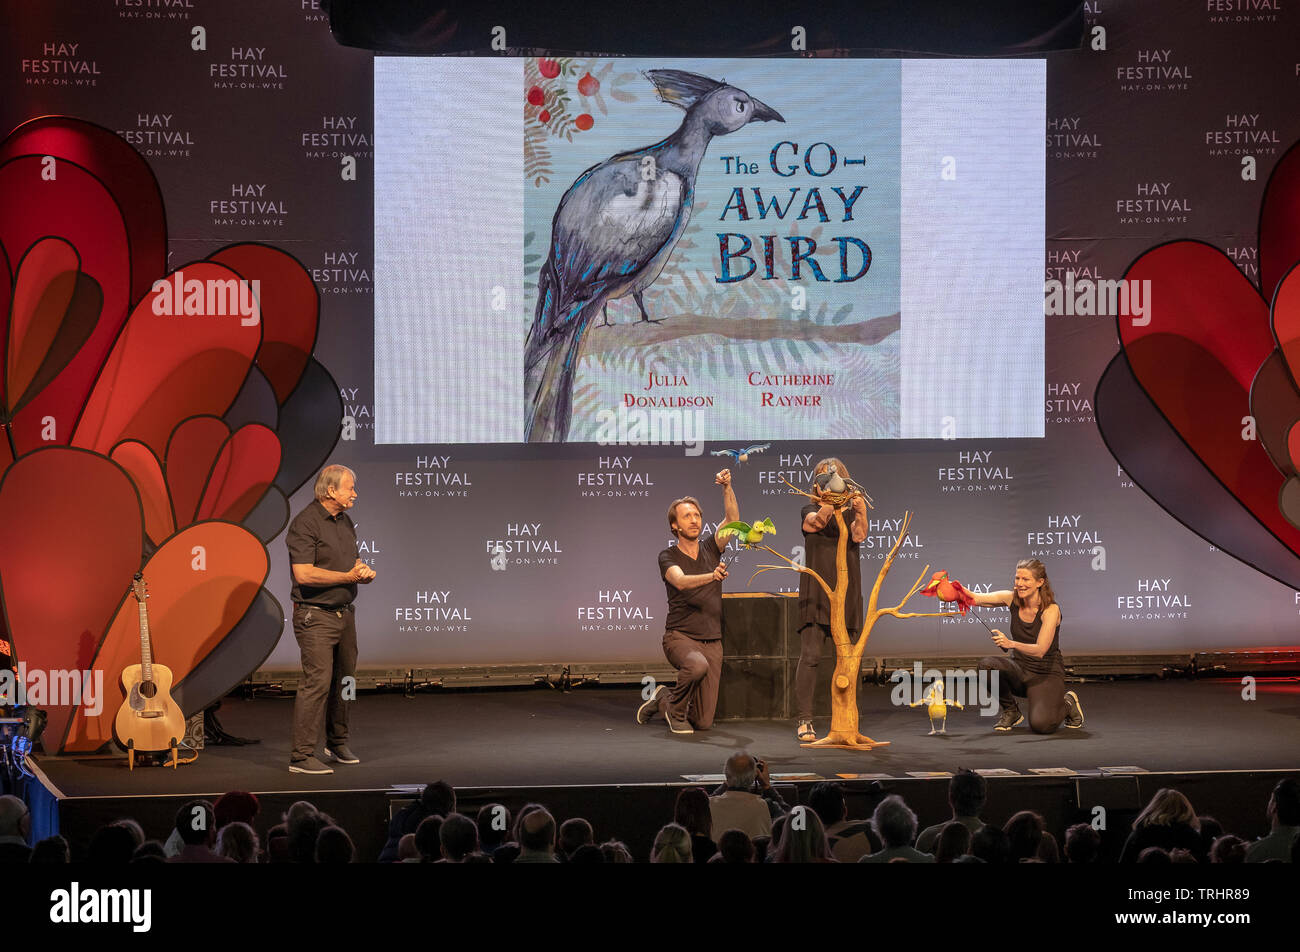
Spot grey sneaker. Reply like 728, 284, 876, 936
636, 685, 668, 725
289, 756, 334, 775
325, 745, 360, 764
994, 706, 1024, 732
665, 708, 695, 735
1063, 691, 1084, 729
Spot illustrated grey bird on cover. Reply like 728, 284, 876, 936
524, 69, 784, 442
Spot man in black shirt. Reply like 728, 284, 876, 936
286, 464, 375, 774
636, 469, 738, 733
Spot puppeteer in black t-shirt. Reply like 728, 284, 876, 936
658, 533, 724, 640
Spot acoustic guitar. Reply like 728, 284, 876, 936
114, 574, 185, 769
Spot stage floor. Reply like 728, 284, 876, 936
32, 678, 1300, 798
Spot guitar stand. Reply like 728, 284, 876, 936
125, 737, 179, 771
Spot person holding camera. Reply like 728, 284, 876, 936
707, 750, 787, 842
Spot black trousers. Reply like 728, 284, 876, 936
978, 654, 1067, 734
794, 623, 832, 722
291, 604, 357, 761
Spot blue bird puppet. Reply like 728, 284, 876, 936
711, 443, 771, 465
524, 69, 784, 441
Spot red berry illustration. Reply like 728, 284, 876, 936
575, 113, 594, 131
539, 109, 551, 123
577, 72, 599, 96
538, 58, 561, 79
527, 86, 545, 106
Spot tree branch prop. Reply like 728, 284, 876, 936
747, 543, 831, 599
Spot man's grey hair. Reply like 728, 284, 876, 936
724, 751, 757, 790
314, 464, 356, 502
872, 794, 919, 849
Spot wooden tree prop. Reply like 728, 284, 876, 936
750, 485, 952, 750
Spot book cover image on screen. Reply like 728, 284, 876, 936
374, 57, 1044, 444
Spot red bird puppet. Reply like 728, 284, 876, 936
920, 571, 976, 614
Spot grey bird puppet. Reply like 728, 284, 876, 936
524, 69, 783, 441
814, 463, 871, 503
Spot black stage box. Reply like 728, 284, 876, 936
717, 594, 835, 721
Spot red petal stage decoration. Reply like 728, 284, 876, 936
0, 117, 341, 753
110, 440, 175, 544
1248, 351, 1300, 478
0, 118, 167, 306
1260, 144, 1300, 303
0, 448, 144, 753
1096, 141, 1300, 586
166, 416, 244, 528
1119, 242, 1300, 550
1288, 419, 1300, 478
71, 261, 264, 456
1272, 262, 1300, 394
0, 238, 10, 354
5, 238, 102, 421
0, 119, 165, 458
0, 170, 127, 456
194, 423, 282, 524
165, 418, 236, 528
208, 244, 320, 405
